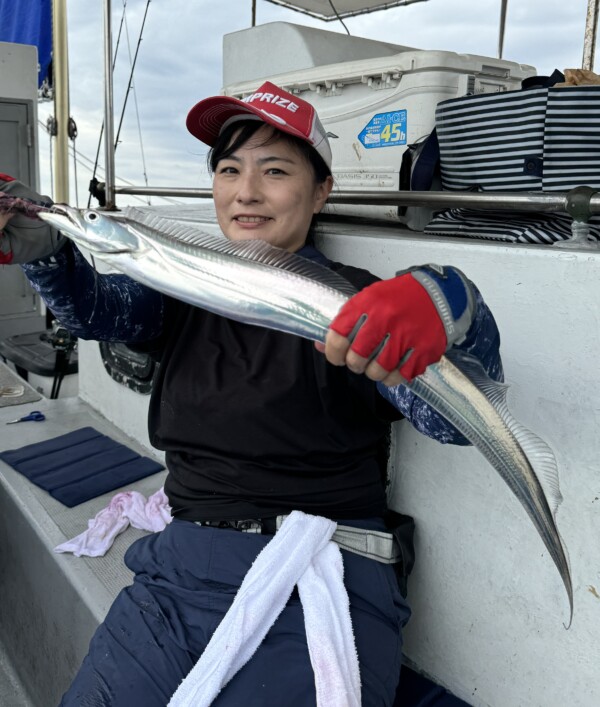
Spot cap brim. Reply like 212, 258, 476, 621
186, 94, 312, 147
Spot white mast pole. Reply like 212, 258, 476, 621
498, 0, 508, 59
103, 0, 116, 209
51, 0, 69, 203
583, 0, 600, 70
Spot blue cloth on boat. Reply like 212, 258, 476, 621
0, 426, 164, 507
0, 0, 53, 87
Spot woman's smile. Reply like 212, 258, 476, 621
233, 215, 273, 226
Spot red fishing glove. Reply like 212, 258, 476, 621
329, 265, 475, 381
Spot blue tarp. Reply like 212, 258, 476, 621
0, 0, 52, 87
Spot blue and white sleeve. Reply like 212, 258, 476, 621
21, 242, 165, 343
377, 286, 503, 445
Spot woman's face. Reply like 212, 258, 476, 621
212, 125, 333, 252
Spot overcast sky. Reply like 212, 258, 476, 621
36, 0, 597, 207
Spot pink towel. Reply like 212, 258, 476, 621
54, 488, 171, 557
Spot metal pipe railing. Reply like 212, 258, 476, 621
115, 186, 213, 198
113, 186, 600, 215
326, 190, 600, 214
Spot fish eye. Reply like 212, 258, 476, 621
84, 211, 99, 223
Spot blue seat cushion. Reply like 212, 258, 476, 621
0, 426, 164, 507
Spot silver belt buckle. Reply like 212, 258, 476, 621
239, 519, 263, 533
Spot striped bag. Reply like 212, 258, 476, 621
425, 86, 600, 244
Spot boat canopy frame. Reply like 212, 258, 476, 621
262, 0, 430, 21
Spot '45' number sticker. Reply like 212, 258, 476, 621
358, 111, 407, 149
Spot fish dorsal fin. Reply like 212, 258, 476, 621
122, 207, 358, 297
446, 349, 564, 517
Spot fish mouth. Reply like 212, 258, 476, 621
38, 204, 88, 241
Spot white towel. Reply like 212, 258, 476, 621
53, 488, 171, 557
298, 541, 361, 707
168, 510, 361, 707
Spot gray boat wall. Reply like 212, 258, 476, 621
2, 24, 600, 707
0, 42, 46, 340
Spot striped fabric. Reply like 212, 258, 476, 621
427, 86, 600, 244
436, 88, 547, 192
425, 209, 600, 245
543, 87, 600, 190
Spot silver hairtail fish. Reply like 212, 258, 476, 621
39, 205, 573, 625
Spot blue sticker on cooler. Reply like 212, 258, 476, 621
358, 111, 407, 149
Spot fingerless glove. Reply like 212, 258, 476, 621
330, 264, 475, 380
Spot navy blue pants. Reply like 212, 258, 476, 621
60, 518, 410, 706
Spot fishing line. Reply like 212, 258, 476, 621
87, 255, 101, 326
114, 0, 151, 151
88, 0, 153, 208
68, 118, 79, 207
88, 0, 129, 207
122, 1, 152, 205
46, 116, 57, 197
38, 120, 183, 207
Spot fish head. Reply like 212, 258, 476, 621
38, 205, 140, 254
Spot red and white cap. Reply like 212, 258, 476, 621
186, 81, 332, 169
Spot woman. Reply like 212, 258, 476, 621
1, 81, 502, 706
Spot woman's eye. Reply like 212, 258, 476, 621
266, 168, 285, 176
218, 165, 238, 175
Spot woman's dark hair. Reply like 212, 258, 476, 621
207, 119, 332, 245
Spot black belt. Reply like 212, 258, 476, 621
195, 513, 415, 598
196, 517, 278, 534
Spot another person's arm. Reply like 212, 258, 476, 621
1, 176, 164, 343
22, 243, 165, 343
0, 175, 64, 264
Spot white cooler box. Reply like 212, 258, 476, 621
223, 24, 535, 221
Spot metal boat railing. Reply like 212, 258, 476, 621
112, 186, 600, 218
112, 185, 600, 249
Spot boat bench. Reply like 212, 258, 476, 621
0, 393, 166, 707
